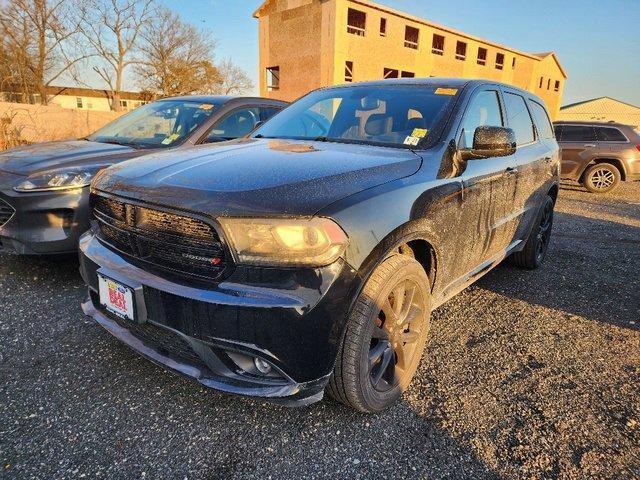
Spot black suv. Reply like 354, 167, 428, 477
80, 79, 559, 412
554, 121, 640, 193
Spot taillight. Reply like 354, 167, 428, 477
636, 144, 640, 152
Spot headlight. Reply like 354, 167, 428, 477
219, 217, 348, 267
14, 171, 95, 192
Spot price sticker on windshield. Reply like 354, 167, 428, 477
403, 135, 420, 146
411, 128, 428, 138
435, 87, 458, 96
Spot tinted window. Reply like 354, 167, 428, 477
205, 107, 261, 143
460, 90, 503, 148
595, 127, 627, 142
259, 107, 282, 122
253, 85, 457, 148
560, 126, 596, 142
529, 100, 554, 139
504, 92, 535, 145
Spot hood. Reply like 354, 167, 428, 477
94, 138, 423, 216
0, 140, 143, 176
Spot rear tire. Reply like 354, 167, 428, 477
510, 195, 554, 269
327, 254, 431, 413
583, 163, 620, 193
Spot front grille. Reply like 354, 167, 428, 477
0, 198, 15, 227
92, 194, 229, 283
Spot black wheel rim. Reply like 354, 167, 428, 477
590, 167, 615, 190
368, 278, 425, 393
535, 201, 553, 262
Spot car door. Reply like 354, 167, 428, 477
502, 91, 555, 241
555, 124, 598, 179
455, 87, 518, 274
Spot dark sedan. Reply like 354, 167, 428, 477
80, 79, 559, 412
0, 96, 286, 254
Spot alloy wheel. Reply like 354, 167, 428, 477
368, 277, 427, 392
590, 167, 616, 190
535, 200, 553, 262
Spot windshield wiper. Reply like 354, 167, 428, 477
313, 136, 329, 142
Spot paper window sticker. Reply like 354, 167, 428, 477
435, 88, 458, 96
411, 128, 428, 138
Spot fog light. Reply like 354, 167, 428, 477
254, 357, 272, 374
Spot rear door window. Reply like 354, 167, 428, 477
204, 107, 261, 143
529, 100, 554, 139
560, 126, 597, 142
595, 127, 627, 142
504, 92, 535, 145
459, 90, 503, 148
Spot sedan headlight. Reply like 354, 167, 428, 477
14, 171, 95, 192
219, 217, 348, 267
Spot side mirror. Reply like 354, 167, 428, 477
464, 126, 516, 159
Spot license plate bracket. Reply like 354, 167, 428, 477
98, 274, 138, 323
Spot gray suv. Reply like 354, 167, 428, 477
554, 121, 640, 193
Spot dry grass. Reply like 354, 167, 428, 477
0, 102, 122, 150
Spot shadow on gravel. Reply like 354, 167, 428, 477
476, 211, 640, 329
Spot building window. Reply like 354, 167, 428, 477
347, 8, 366, 36
547, 78, 551, 90
495, 53, 504, 70
477, 47, 487, 65
512, 57, 516, 69
76, 97, 83, 109
401, 71, 415, 78
266, 66, 280, 91
404, 26, 419, 49
539, 76, 543, 88
119, 100, 128, 109
431, 34, 444, 55
455, 41, 467, 61
380, 17, 386, 36
345, 61, 354, 82
554, 80, 560, 92
383, 68, 399, 79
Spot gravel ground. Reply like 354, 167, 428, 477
1, 182, 639, 480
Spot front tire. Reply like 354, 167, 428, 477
583, 163, 620, 193
510, 195, 554, 269
327, 254, 431, 413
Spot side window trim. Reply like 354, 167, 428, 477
528, 98, 554, 140
500, 87, 537, 146
455, 86, 505, 147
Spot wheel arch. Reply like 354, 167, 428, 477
579, 158, 627, 182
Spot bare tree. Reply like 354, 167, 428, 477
215, 58, 254, 95
135, 7, 222, 96
80, 0, 155, 111
0, 0, 87, 104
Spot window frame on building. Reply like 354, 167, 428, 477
512, 57, 516, 69
266, 66, 280, 91
345, 61, 354, 82
455, 41, 467, 61
554, 80, 560, 92
539, 77, 543, 88
379, 17, 387, 36
383, 68, 399, 79
431, 33, 445, 56
495, 52, 505, 70
401, 71, 415, 78
76, 97, 83, 109
347, 8, 366, 36
404, 25, 419, 49
547, 78, 551, 90
477, 47, 487, 66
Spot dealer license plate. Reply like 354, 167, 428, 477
98, 274, 136, 322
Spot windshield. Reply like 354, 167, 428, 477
252, 85, 458, 148
87, 100, 217, 148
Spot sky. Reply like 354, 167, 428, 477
159, 0, 640, 106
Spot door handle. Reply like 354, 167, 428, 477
504, 167, 518, 176
584, 144, 596, 148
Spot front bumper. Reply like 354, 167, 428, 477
79, 231, 361, 405
0, 183, 90, 254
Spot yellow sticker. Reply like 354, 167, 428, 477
161, 133, 180, 145
199, 104, 214, 110
435, 88, 458, 96
411, 128, 428, 138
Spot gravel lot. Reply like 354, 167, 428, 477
1, 182, 639, 480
